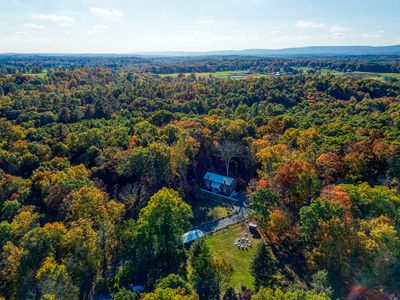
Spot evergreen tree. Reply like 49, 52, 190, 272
310, 270, 333, 298
250, 242, 277, 290
223, 287, 238, 300
189, 239, 218, 300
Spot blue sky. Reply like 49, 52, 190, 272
0, 0, 399, 53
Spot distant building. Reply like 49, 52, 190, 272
203, 171, 236, 196
182, 229, 204, 244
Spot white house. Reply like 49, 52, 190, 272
203, 172, 236, 196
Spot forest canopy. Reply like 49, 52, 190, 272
0, 54, 400, 299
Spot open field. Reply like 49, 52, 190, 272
3, 69, 48, 78
297, 67, 400, 81
337, 71, 400, 81
205, 224, 262, 290
156, 70, 269, 79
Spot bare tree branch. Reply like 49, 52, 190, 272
216, 141, 245, 177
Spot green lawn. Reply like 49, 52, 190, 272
317, 68, 400, 81
156, 70, 269, 79
188, 194, 237, 226
349, 71, 400, 81
4, 69, 48, 78
24, 70, 48, 78
205, 225, 262, 290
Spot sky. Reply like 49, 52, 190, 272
0, 0, 399, 53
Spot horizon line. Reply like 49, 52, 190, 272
1, 44, 400, 56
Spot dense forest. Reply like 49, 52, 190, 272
0, 55, 400, 300
1, 54, 400, 75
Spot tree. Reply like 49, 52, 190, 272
271, 160, 320, 207
11, 206, 40, 237
316, 152, 342, 183
67, 186, 110, 222
223, 287, 238, 300
0, 242, 21, 299
63, 219, 101, 299
216, 141, 244, 177
1, 200, 21, 221
299, 198, 345, 244
250, 242, 277, 290
134, 188, 192, 286
112, 288, 139, 300
189, 239, 218, 300
252, 287, 330, 300
43, 222, 67, 252
116, 143, 172, 190
342, 183, 400, 222
32, 164, 92, 216
0, 221, 15, 250
319, 185, 352, 211
358, 216, 400, 289
250, 189, 279, 227
116, 183, 148, 216
36, 256, 79, 300
266, 208, 299, 247
256, 144, 288, 175
150, 110, 175, 126
310, 270, 333, 298
20, 227, 53, 271
156, 274, 192, 293
67, 186, 125, 276
213, 258, 233, 296
300, 200, 360, 280
141, 287, 197, 300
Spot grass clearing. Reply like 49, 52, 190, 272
156, 70, 269, 79
188, 194, 238, 226
205, 224, 262, 290
3, 69, 48, 79
310, 68, 400, 81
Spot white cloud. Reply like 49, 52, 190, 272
36, 14, 75, 26
85, 24, 111, 35
329, 24, 350, 33
198, 15, 216, 25
14, 31, 31, 37
328, 24, 351, 38
89, 7, 124, 20
330, 32, 346, 38
296, 20, 324, 29
23, 23, 44, 29
361, 33, 382, 38
269, 30, 281, 35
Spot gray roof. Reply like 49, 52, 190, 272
182, 229, 204, 244
204, 172, 234, 186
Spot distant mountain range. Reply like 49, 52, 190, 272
132, 45, 400, 57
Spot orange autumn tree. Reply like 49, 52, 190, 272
271, 160, 320, 207
319, 185, 352, 211
316, 153, 342, 183
267, 208, 299, 248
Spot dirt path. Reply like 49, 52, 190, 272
193, 207, 252, 234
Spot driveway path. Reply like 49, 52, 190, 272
193, 207, 252, 234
